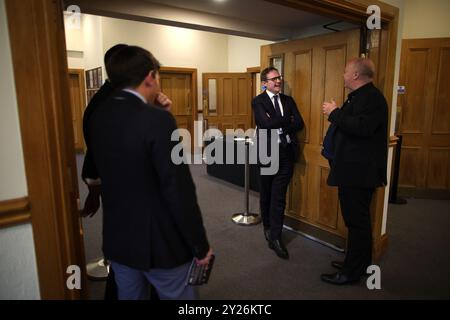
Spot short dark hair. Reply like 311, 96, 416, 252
261, 66, 279, 82
104, 44, 128, 79
107, 46, 161, 89
104, 44, 128, 65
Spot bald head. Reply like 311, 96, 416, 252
348, 58, 375, 80
344, 58, 375, 91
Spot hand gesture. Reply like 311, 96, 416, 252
322, 99, 338, 116
155, 92, 172, 111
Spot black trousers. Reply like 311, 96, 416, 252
259, 145, 294, 240
338, 186, 374, 278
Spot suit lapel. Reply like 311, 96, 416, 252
279, 94, 290, 117
261, 92, 277, 117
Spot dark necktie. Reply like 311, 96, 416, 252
273, 95, 288, 146
273, 95, 282, 117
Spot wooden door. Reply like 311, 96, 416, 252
159, 68, 197, 149
68, 69, 86, 152
261, 29, 360, 247
398, 38, 450, 192
203, 73, 253, 132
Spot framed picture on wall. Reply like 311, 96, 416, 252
85, 67, 102, 103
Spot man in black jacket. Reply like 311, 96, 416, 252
82, 44, 128, 214
88, 45, 212, 299
321, 58, 388, 285
252, 67, 304, 260
81, 44, 127, 300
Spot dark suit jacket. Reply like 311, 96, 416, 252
81, 80, 115, 181
252, 91, 304, 161
88, 91, 209, 270
327, 82, 388, 188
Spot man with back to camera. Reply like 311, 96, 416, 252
252, 67, 304, 260
81, 43, 127, 300
321, 57, 388, 285
81, 44, 164, 300
87, 45, 213, 299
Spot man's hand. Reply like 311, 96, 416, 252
155, 92, 172, 111
322, 99, 338, 116
196, 248, 214, 266
81, 184, 101, 218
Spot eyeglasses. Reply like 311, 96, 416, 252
265, 75, 283, 82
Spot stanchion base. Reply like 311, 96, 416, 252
86, 258, 109, 281
232, 213, 261, 226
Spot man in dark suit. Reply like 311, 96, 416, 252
81, 44, 127, 300
321, 58, 388, 285
87, 45, 213, 299
82, 44, 128, 214
252, 67, 304, 260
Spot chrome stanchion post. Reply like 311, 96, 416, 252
232, 137, 261, 225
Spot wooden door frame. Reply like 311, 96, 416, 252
6, 0, 398, 298
5, 0, 87, 299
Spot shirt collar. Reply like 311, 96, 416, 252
266, 90, 278, 100
122, 88, 147, 104
348, 82, 374, 99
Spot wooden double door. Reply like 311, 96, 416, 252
261, 29, 361, 247
202, 72, 253, 132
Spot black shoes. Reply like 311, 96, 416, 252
320, 272, 360, 285
268, 239, 289, 260
331, 260, 344, 269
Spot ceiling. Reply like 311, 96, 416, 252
145, 0, 333, 30
68, 0, 358, 41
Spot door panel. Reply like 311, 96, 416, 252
159, 69, 197, 150
261, 29, 360, 243
398, 38, 450, 191
203, 73, 252, 133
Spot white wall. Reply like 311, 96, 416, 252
65, 14, 104, 76
82, 15, 104, 72
101, 16, 230, 111
0, 0, 40, 300
227, 36, 272, 72
64, 12, 85, 69
403, 0, 450, 39
0, 4, 27, 201
65, 15, 269, 110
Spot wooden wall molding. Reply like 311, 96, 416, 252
0, 197, 31, 228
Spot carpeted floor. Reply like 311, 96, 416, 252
77, 155, 450, 300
